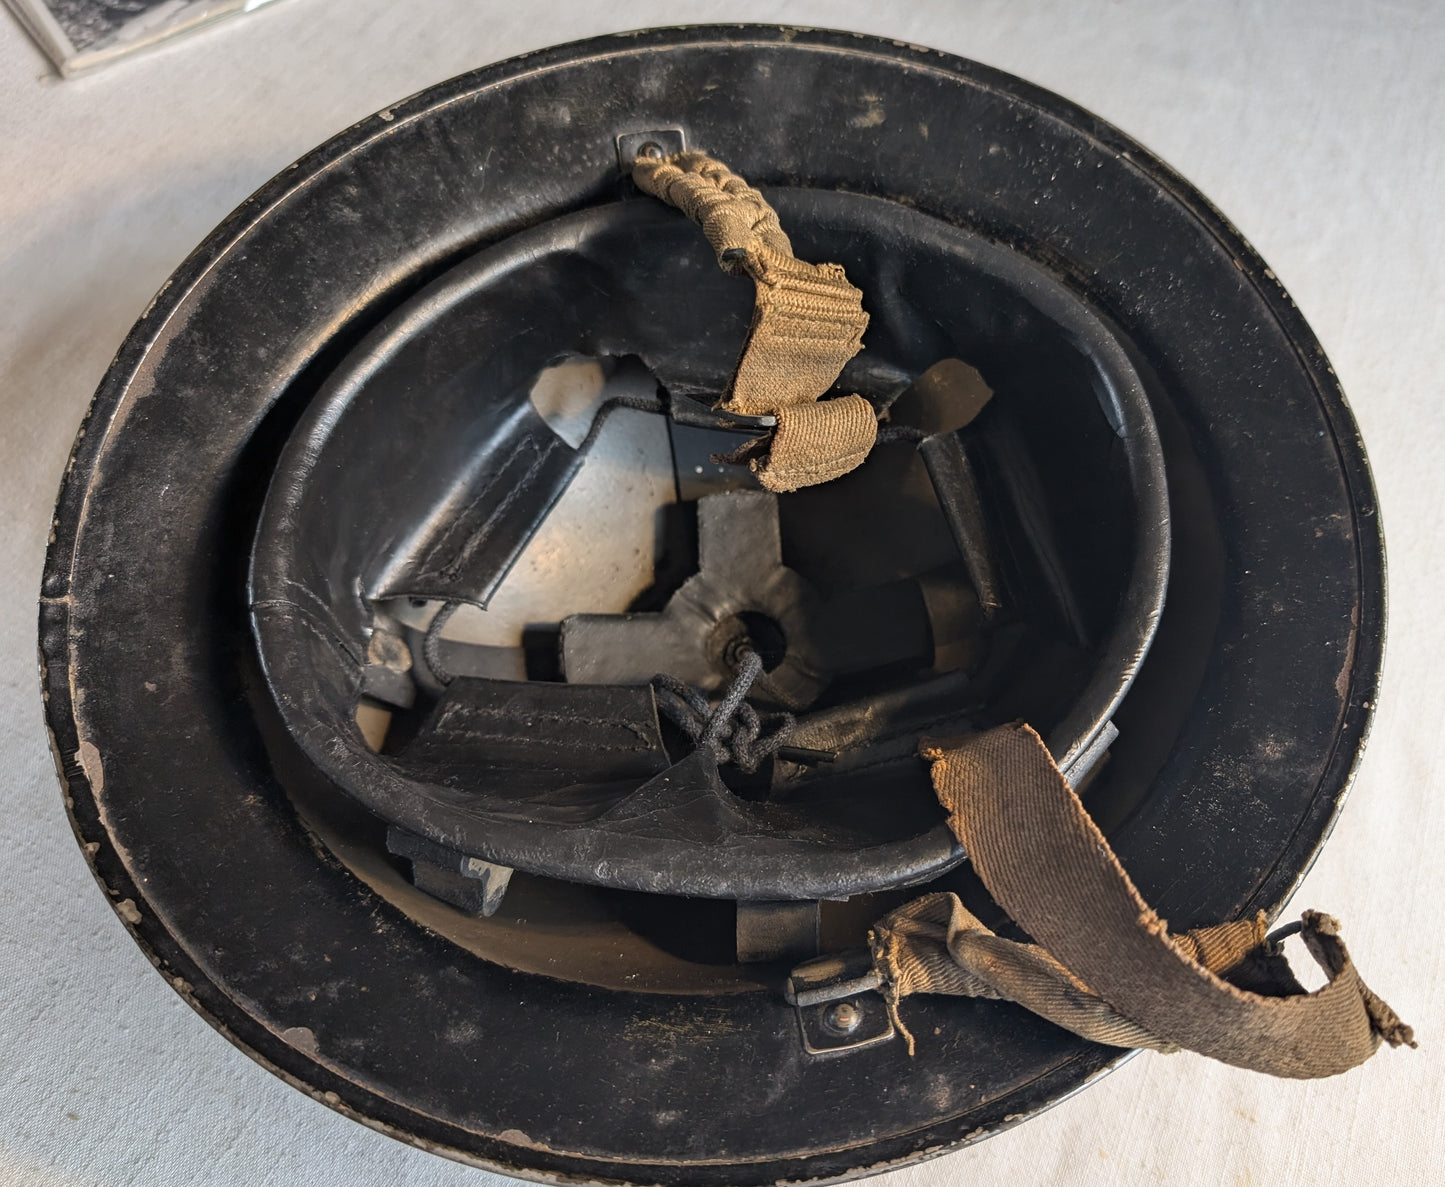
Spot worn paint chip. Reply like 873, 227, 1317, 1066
77, 740, 104, 794
281, 1025, 320, 1054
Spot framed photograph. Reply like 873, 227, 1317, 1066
5, 0, 279, 75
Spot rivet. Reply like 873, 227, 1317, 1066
824, 1001, 862, 1035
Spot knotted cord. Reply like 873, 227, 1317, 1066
651, 650, 797, 773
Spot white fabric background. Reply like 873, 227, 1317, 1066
1, 2, 1439, 1183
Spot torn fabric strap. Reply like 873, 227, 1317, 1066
871, 722, 1414, 1076
632, 150, 874, 492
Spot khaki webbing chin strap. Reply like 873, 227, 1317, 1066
872, 724, 1414, 1075
636, 151, 1412, 1076
632, 151, 874, 492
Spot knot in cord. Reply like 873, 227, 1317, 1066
652, 650, 796, 774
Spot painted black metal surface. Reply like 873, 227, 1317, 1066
39, 26, 1381, 1186
246, 188, 1167, 901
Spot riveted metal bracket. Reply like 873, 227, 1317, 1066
616, 128, 687, 172
784, 949, 896, 1056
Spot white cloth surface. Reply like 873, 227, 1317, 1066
0, 1, 1439, 1183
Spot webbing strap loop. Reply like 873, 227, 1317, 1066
872, 723, 1414, 1076
632, 151, 874, 492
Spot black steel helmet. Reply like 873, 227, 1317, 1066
41, 27, 1386, 1185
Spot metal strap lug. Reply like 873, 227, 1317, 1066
784, 949, 896, 1056
616, 128, 687, 171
